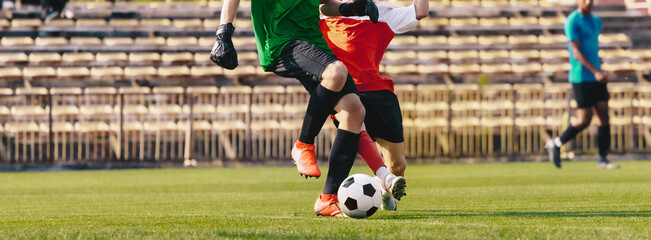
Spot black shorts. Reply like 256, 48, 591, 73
359, 90, 404, 143
268, 39, 357, 96
572, 82, 610, 108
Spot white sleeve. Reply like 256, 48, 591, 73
377, 2, 419, 34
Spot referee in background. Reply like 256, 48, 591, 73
546, 0, 619, 169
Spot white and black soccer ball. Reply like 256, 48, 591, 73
337, 173, 382, 218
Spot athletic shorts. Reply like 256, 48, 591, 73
360, 90, 404, 143
268, 39, 357, 96
572, 82, 609, 108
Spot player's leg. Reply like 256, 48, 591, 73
270, 40, 351, 178
316, 82, 365, 217
592, 84, 618, 169
547, 83, 595, 168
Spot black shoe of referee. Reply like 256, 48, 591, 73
546, 139, 561, 168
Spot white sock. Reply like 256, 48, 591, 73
554, 137, 562, 147
375, 167, 394, 189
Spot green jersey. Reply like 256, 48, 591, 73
250, 0, 332, 70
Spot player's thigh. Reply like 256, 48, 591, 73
268, 39, 338, 94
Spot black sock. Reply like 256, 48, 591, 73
298, 85, 339, 144
597, 125, 610, 161
323, 129, 360, 194
559, 125, 581, 145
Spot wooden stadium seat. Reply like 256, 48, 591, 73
599, 33, 631, 47
542, 62, 570, 75
76, 18, 107, 27
0, 19, 8, 27
540, 49, 569, 63
193, 52, 212, 66
23, 66, 57, 80
150, 86, 185, 117
389, 35, 418, 49
191, 65, 224, 78
508, 35, 538, 48
480, 84, 514, 155
140, 18, 172, 27
0, 67, 22, 81
135, 37, 166, 46
35, 37, 68, 46
203, 18, 220, 28
124, 66, 158, 79
510, 49, 540, 63
384, 50, 418, 64
57, 67, 90, 79
417, 36, 447, 46
449, 63, 480, 76
28, 53, 62, 66
632, 62, 651, 73
70, 37, 102, 46
108, 19, 139, 27
394, 84, 417, 119
237, 51, 260, 66
629, 49, 651, 62
417, 18, 449, 30
538, 16, 565, 26
449, 84, 482, 157
158, 66, 191, 78
478, 35, 507, 47
232, 36, 258, 50
224, 65, 257, 78
449, 50, 478, 63
129, 52, 162, 66
251, 85, 285, 121
166, 37, 198, 47
11, 18, 42, 27
95, 52, 129, 66
602, 62, 634, 75
385, 64, 418, 75
46, 18, 74, 27
479, 50, 510, 63
418, 63, 450, 76
162, 52, 194, 65
512, 62, 542, 76
538, 34, 566, 46
450, 0, 480, 7
1, 36, 34, 46
417, 51, 448, 64
90, 66, 124, 80
481, 0, 510, 7
479, 17, 509, 26
62, 52, 95, 66
0, 52, 28, 66
104, 37, 134, 46
447, 35, 478, 46
449, 17, 478, 27
481, 63, 512, 76
513, 83, 546, 154
509, 17, 538, 26
172, 19, 203, 28
198, 36, 215, 47
600, 49, 630, 63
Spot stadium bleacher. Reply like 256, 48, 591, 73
0, 0, 650, 164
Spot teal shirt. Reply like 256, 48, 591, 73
564, 10, 602, 83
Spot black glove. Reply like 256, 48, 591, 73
210, 23, 238, 70
338, 0, 379, 24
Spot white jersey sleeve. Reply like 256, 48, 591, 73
376, 2, 419, 34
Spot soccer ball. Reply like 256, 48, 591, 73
337, 173, 382, 218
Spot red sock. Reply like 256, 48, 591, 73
358, 131, 386, 173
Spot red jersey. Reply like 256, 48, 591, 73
319, 3, 419, 92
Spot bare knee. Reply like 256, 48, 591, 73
338, 95, 365, 124
320, 61, 348, 91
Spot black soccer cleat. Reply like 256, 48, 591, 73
546, 140, 561, 168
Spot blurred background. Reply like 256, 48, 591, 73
0, 0, 649, 169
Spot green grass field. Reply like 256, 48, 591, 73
1, 161, 650, 239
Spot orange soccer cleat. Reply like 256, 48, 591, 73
291, 140, 321, 178
314, 194, 344, 217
